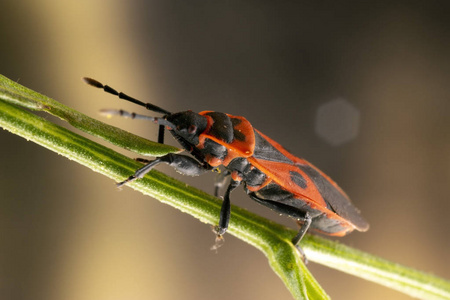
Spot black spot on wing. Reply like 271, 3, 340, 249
296, 164, 369, 231
230, 117, 242, 126
289, 171, 307, 189
253, 130, 292, 163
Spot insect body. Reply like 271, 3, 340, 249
84, 78, 369, 254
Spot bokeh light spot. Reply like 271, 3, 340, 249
315, 98, 360, 146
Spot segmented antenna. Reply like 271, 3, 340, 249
83, 77, 173, 144
83, 77, 171, 115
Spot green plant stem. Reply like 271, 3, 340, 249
0, 74, 449, 300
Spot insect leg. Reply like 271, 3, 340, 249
214, 179, 240, 237
291, 212, 312, 246
214, 170, 230, 197
291, 212, 312, 263
117, 153, 209, 187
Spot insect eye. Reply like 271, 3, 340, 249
188, 125, 197, 134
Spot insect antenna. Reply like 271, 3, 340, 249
83, 77, 171, 115
84, 77, 173, 144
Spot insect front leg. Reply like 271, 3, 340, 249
117, 153, 209, 187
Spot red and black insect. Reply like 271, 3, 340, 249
84, 77, 369, 255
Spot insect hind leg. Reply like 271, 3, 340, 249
292, 212, 312, 246
292, 212, 312, 263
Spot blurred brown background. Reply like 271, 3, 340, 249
1, 1, 449, 299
